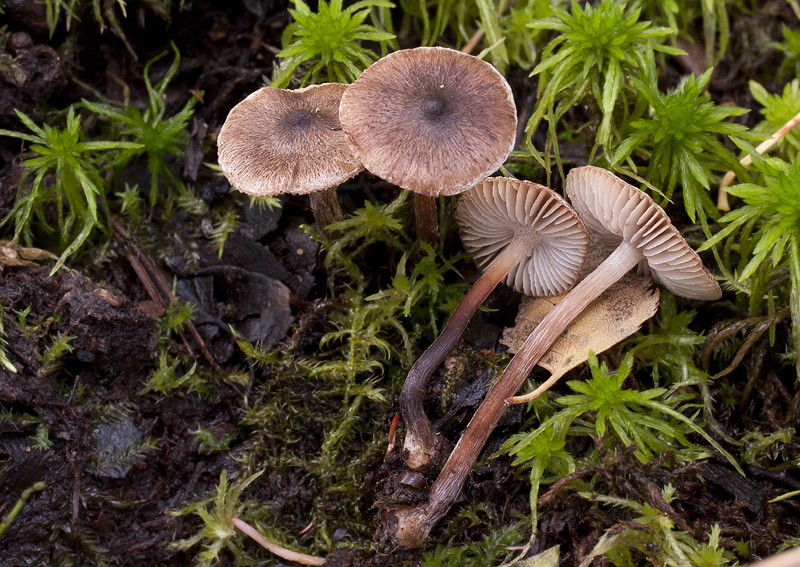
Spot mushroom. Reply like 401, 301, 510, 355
217, 83, 362, 230
387, 166, 722, 548
401, 176, 589, 470
339, 47, 517, 243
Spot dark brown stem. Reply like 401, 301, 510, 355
389, 241, 643, 547
401, 233, 536, 470
414, 194, 439, 245
308, 187, 343, 233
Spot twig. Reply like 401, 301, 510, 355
506, 370, 566, 405
788, 0, 800, 21
717, 109, 800, 211
385, 413, 400, 459
460, 0, 513, 56
700, 307, 790, 378
125, 250, 163, 306
298, 520, 314, 536
72, 468, 80, 529
461, 28, 486, 56
232, 517, 326, 566
112, 217, 221, 371
745, 546, 800, 567
136, 249, 221, 371
538, 467, 595, 508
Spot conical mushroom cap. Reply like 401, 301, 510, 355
456, 177, 589, 296
566, 166, 722, 300
217, 83, 362, 197
339, 47, 517, 197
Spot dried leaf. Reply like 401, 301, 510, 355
512, 545, 560, 567
500, 273, 659, 377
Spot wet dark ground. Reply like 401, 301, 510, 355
1, 1, 800, 566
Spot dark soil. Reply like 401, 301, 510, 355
1, 1, 799, 566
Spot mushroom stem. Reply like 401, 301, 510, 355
401, 230, 540, 470
308, 187, 344, 232
414, 194, 439, 245
389, 240, 644, 548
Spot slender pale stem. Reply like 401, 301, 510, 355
414, 194, 439, 245
390, 241, 644, 548
506, 369, 566, 405
718, 108, 800, 211
744, 546, 800, 567
308, 187, 343, 233
232, 517, 326, 566
401, 232, 539, 470
789, 237, 800, 379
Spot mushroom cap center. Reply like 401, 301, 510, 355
216, 83, 362, 197
421, 91, 449, 120
338, 46, 518, 196
285, 108, 316, 131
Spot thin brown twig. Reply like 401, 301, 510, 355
136, 251, 221, 371
460, 0, 513, 56
700, 307, 790, 377
461, 28, 486, 56
128, 245, 200, 358
112, 217, 221, 371
538, 466, 595, 507
122, 243, 200, 359
125, 251, 162, 305
738, 337, 769, 415
71, 468, 80, 529
385, 413, 400, 459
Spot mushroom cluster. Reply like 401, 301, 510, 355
400, 176, 589, 470
388, 166, 722, 548
216, 52, 722, 554
217, 47, 517, 243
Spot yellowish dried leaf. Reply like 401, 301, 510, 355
500, 273, 659, 377
515, 545, 560, 567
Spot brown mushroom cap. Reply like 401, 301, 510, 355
456, 177, 589, 297
339, 47, 517, 197
566, 166, 722, 300
217, 83, 362, 197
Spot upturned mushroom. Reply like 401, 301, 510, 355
387, 166, 722, 548
217, 83, 362, 230
401, 176, 589, 470
339, 47, 517, 243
